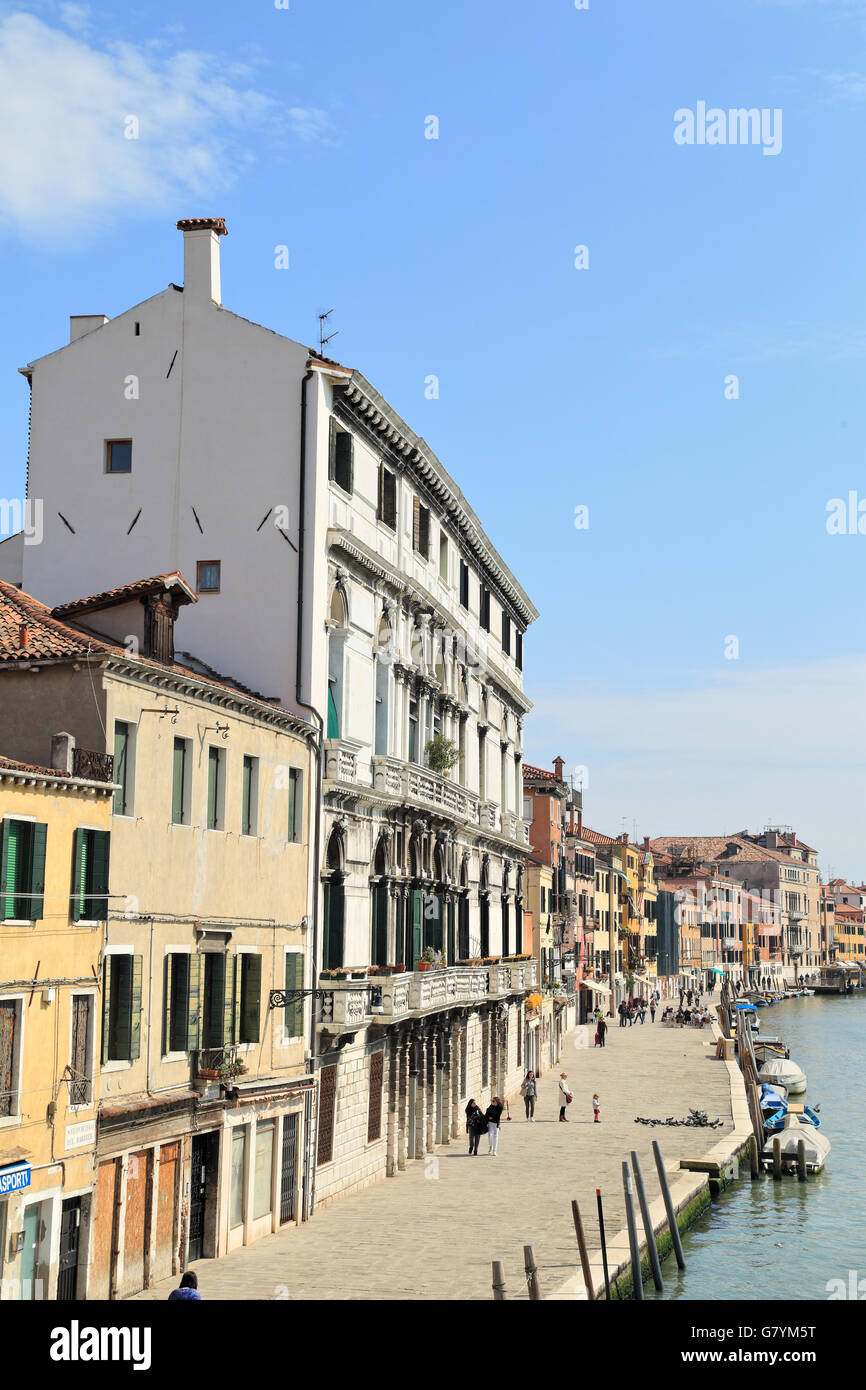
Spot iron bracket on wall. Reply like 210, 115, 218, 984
268, 987, 327, 1011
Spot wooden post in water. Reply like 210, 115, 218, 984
772, 1135, 782, 1181
622, 1160, 643, 1300
571, 1200, 595, 1300
652, 1139, 685, 1270
748, 1134, 759, 1178
524, 1245, 541, 1301
630, 1151, 663, 1293
492, 1261, 507, 1300
596, 1188, 612, 1300
797, 1138, 808, 1182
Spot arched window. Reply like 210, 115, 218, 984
327, 587, 348, 739
323, 827, 345, 969
371, 836, 390, 967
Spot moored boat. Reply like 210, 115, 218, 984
759, 1057, 807, 1094
761, 1112, 831, 1173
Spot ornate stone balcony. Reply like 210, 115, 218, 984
317, 960, 534, 1031
323, 738, 360, 785
371, 755, 480, 822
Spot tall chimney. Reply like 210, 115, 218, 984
553, 755, 565, 782
176, 218, 227, 305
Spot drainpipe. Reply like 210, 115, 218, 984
296, 366, 324, 1222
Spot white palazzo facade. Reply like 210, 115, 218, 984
8, 217, 540, 1214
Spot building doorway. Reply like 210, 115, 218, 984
188, 1131, 219, 1262
56, 1197, 81, 1301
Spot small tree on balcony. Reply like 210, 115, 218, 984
425, 734, 459, 775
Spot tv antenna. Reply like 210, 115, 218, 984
318, 309, 339, 356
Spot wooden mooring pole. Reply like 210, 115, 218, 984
631, 1151, 663, 1292
492, 1261, 507, 1300
571, 1200, 595, 1300
797, 1138, 808, 1182
622, 1161, 644, 1300
652, 1139, 686, 1270
772, 1136, 782, 1181
748, 1133, 760, 1179
596, 1188, 612, 1300
524, 1244, 541, 1301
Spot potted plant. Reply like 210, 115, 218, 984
424, 734, 460, 777
417, 947, 436, 972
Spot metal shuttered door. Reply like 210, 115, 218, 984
279, 1114, 298, 1224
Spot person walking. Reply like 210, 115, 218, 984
592, 1092, 601, 1124
597, 1016, 607, 1048
639, 1001, 647, 1024
649, 998, 657, 1023
485, 1096, 504, 1154
168, 1271, 201, 1301
628, 1003, 636, 1026
558, 1072, 572, 1121
466, 1098, 485, 1155
618, 1001, 627, 1028
521, 1071, 538, 1121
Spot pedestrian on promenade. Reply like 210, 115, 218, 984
687, 989, 693, 1007
650, 999, 657, 1023
168, 1271, 201, 1301
618, 1001, 627, 1028
592, 1093, 600, 1123
485, 1096, 504, 1155
639, 1001, 647, 1024
521, 1071, 538, 1121
628, 1004, 636, 1026
558, 1073, 572, 1121
597, 1016, 607, 1047
466, 1099, 485, 1155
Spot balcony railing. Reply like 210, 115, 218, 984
72, 747, 114, 783
372, 755, 481, 822
193, 1045, 245, 1080
317, 958, 538, 1030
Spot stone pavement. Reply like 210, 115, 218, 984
131, 1016, 733, 1302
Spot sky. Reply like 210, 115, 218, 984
0, 0, 864, 877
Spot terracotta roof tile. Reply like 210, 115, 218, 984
176, 217, 227, 235
522, 764, 556, 781
0, 754, 70, 778
52, 572, 196, 618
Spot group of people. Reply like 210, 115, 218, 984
465, 1071, 602, 1151
615, 992, 661, 1028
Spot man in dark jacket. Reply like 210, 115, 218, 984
597, 1017, 607, 1047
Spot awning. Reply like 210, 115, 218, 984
582, 981, 611, 996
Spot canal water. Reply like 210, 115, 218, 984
645, 992, 866, 1301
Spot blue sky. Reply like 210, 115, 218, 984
1, 0, 865, 875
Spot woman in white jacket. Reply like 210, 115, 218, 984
558, 1072, 572, 1122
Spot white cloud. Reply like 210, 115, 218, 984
0, 12, 334, 239
525, 655, 866, 878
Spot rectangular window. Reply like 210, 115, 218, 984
164, 953, 192, 1054
408, 700, 419, 764
253, 1121, 275, 1220
230, 1127, 246, 1230
480, 587, 491, 632
439, 531, 448, 582
501, 611, 511, 656
172, 737, 191, 825
105, 439, 132, 473
113, 721, 133, 815
241, 755, 258, 837
239, 954, 262, 1045
197, 561, 221, 594
101, 954, 142, 1063
459, 560, 469, 609
367, 1051, 384, 1143
288, 768, 302, 843
207, 746, 226, 831
284, 951, 303, 1040
377, 464, 396, 529
71, 828, 111, 922
0, 999, 22, 1119
70, 995, 93, 1106
1, 819, 47, 922
201, 953, 233, 1050
328, 418, 354, 494
412, 497, 430, 558
515, 629, 523, 671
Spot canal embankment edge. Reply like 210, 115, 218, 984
547, 1025, 753, 1300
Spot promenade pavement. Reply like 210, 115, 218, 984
131, 1012, 733, 1301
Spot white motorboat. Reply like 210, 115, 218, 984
762, 1112, 831, 1173
758, 1057, 807, 1094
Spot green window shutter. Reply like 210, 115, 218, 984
101, 956, 112, 1063
129, 955, 142, 1061
172, 739, 185, 824
284, 952, 303, 1039
187, 954, 201, 1052
29, 823, 47, 922
221, 956, 234, 1047
411, 890, 423, 969
287, 769, 296, 842
207, 747, 219, 829
71, 827, 86, 923
242, 955, 262, 1044
242, 757, 252, 835
113, 723, 128, 815
0, 820, 13, 920
90, 830, 110, 921
163, 954, 173, 1056
328, 415, 337, 481
327, 686, 339, 739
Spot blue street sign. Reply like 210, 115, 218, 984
0, 1164, 31, 1195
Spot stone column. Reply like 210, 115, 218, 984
425, 1025, 436, 1153
385, 1029, 400, 1177
413, 1029, 426, 1160
397, 1027, 410, 1170
438, 1023, 451, 1146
